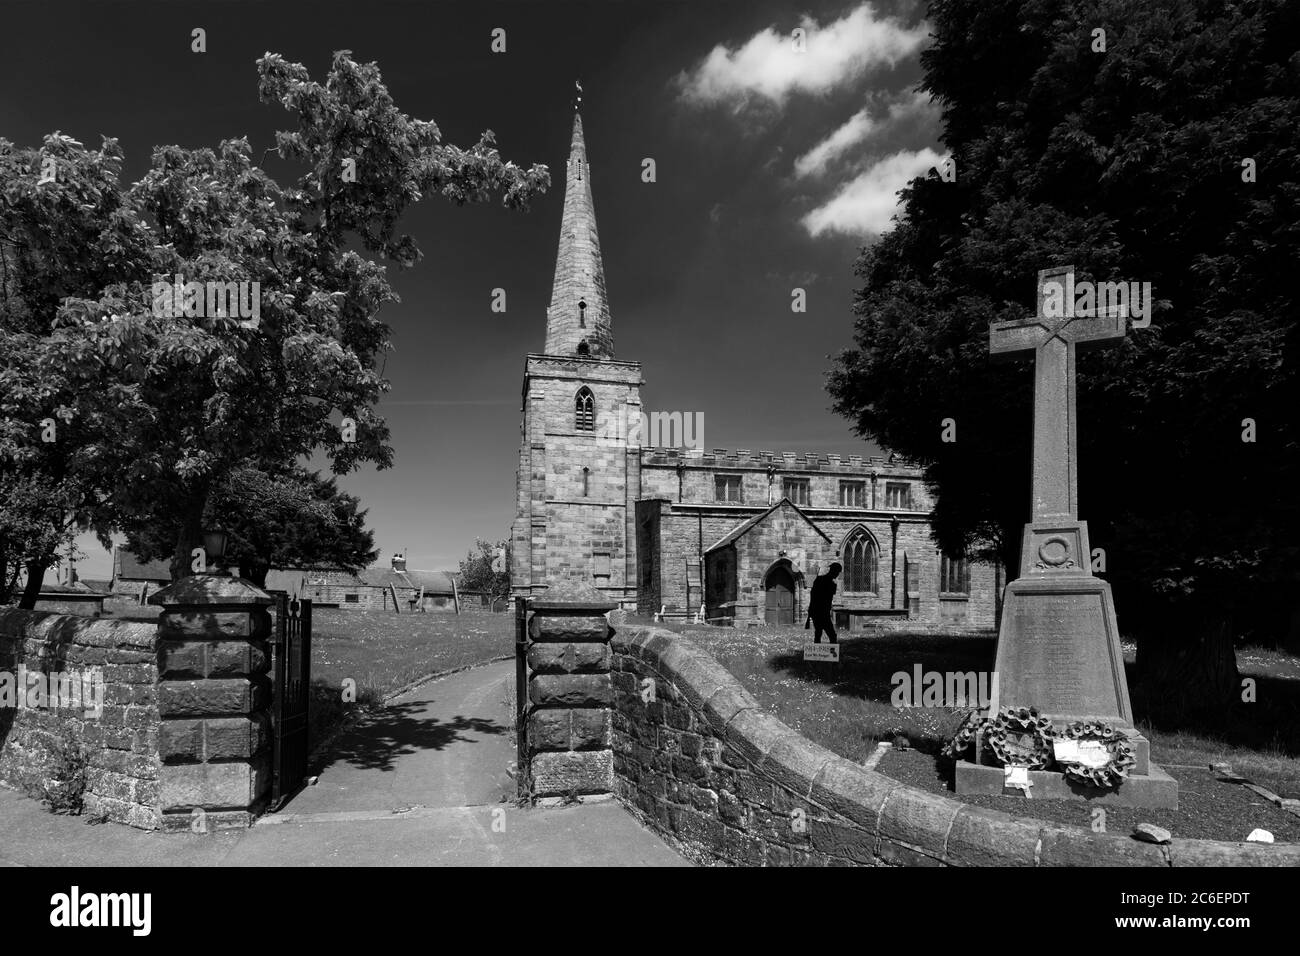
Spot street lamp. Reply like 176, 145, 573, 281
202, 529, 229, 574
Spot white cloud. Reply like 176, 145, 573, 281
801, 147, 946, 237
794, 91, 938, 178
678, 3, 928, 108
794, 108, 874, 177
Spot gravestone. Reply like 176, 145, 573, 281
955, 265, 1177, 807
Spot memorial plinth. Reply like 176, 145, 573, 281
955, 266, 1176, 808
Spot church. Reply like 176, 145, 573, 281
511, 111, 999, 633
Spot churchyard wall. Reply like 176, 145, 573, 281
2, 578, 279, 832
0, 609, 161, 828
609, 623, 1300, 866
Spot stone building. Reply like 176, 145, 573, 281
511, 112, 999, 632
111, 547, 172, 602
114, 548, 460, 613
265, 554, 460, 612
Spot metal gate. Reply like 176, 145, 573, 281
271, 594, 312, 809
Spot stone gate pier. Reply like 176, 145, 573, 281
151, 575, 275, 830
521, 581, 617, 798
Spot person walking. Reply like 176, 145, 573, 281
805, 562, 842, 643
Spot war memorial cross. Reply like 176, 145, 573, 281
989, 266, 1127, 523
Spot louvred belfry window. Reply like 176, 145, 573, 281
575, 387, 595, 432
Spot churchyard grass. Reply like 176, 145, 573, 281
97, 600, 514, 751
676, 622, 1300, 840
307, 607, 514, 749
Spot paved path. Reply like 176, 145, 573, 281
0, 661, 686, 867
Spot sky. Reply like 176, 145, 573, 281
0, 0, 945, 580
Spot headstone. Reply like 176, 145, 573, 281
955, 266, 1177, 808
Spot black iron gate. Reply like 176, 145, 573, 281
271, 594, 312, 809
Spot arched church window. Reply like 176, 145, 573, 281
575, 387, 595, 432
577, 339, 590, 356
582, 466, 590, 497
842, 528, 877, 593
579, 299, 587, 328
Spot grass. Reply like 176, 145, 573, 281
309, 606, 514, 698
677, 623, 1300, 785
306, 606, 515, 750
98, 597, 516, 751
671, 622, 1300, 840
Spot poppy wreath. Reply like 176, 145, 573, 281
942, 711, 985, 762
1055, 721, 1137, 788
983, 706, 1055, 770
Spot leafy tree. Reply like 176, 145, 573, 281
0, 136, 149, 605
126, 466, 376, 589
1, 51, 548, 591
458, 538, 511, 604
826, 0, 1300, 724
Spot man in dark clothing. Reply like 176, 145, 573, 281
806, 562, 842, 643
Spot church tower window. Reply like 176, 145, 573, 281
579, 300, 587, 328
582, 466, 591, 497
842, 528, 877, 593
577, 340, 590, 356
575, 387, 595, 432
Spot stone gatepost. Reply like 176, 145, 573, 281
149, 575, 273, 830
525, 581, 617, 799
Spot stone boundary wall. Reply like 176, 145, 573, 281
0, 609, 160, 828
610, 624, 1300, 867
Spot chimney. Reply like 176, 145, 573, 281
391, 553, 407, 572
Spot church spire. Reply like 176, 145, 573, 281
544, 104, 613, 359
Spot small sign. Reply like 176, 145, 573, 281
803, 643, 840, 662
1052, 739, 1081, 762
1004, 765, 1033, 794
1076, 740, 1110, 768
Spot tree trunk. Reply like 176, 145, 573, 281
171, 499, 206, 581
1135, 611, 1240, 727
17, 557, 47, 610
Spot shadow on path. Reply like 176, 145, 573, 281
313, 700, 507, 774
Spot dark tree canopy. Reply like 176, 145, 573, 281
827, 0, 1300, 715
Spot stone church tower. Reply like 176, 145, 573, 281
511, 111, 643, 605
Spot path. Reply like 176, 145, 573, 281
0, 661, 686, 867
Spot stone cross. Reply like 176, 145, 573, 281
989, 266, 1127, 522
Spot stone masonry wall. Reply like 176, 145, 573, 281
524, 588, 617, 797
610, 624, 1300, 866
0, 609, 160, 828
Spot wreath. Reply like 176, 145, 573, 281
1053, 721, 1136, 789
985, 707, 1055, 770
942, 711, 984, 762
943, 707, 1054, 770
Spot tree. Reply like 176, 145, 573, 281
125, 466, 376, 589
2, 51, 549, 589
458, 539, 511, 604
826, 0, 1300, 724
0, 136, 149, 605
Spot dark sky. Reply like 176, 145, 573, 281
1, 0, 941, 577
